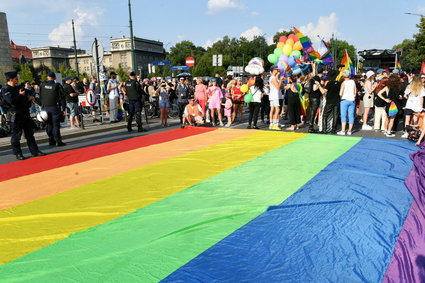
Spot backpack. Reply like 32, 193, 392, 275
0, 88, 11, 113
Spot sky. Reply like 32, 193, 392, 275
1, 0, 425, 55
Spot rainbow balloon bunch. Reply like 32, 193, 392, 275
268, 34, 304, 76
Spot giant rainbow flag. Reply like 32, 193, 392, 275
0, 127, 424, 282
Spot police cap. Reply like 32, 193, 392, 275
129, 71, 136, 76
65, 76, 73, 81
47, 71, 56, 78
4, 71, 17, 80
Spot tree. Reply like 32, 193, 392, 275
41, 70, 48, 82
394, 17, 425, 71
329, 38, 357, 68
59, 63, 76, 79
272, 30, 292, 44
19, 63, 35, 83
116, 63, 128, 82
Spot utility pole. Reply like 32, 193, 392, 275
128, 0, 136, 72
72, 19, 79, 77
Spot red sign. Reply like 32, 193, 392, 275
186, 57, 195, 67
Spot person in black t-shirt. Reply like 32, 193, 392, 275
64, 76, 80, 129
309, 67, 324, 132
316, 70, 340, 134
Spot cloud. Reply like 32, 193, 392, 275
240, 26, 263, 41
48, 7, 100, 47
207, 0, 243, 14
251, 11, 259, 16
177, 35, 185, 42
299, 13, 341, 43
203, 37, 222, 49
418, 6, 425, 14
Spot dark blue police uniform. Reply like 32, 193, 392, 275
2, 72, 43, 160
124, 76, 146, 132
39, 73, 67, 146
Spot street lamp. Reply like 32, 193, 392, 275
404, 12, 425, 17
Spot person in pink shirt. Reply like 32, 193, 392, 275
208, 78, 224, 126
194, 78, 208, 117
223, 92, 233, 127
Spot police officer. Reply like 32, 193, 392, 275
1, 71, 45, 160
124, 72, 146, 132
39, 72, 67, 146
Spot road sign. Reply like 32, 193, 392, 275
91, 40, 104, 64
186, 57, 195, 67
232, 66, 244, 73
171, 66, 190, 71
213, 54, 222, 67
152, 61, 171, 66
85, 89, 97, 107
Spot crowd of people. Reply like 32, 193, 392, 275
1, 65, 425, 160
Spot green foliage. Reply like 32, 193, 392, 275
329, 38, 357, 67
59, 63, 77, 78
116, 63, 128, 82
272, 30, 292, 44
19, 63, 35, 83
41, 70, 48, 82
394, 17, 425, 71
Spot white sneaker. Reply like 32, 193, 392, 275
219, 121, 224, 127
386, 132, 395, 137
225, 122, 231, 128
362, 124, 373, 130
401, 132, 409, 138
337, 131, 346, 136
206, 118, 210, 123
347, 131, 352, 136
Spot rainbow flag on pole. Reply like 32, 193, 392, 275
396, 61, 402, 70
337, 49, 356, 80
0, 128, 423, 282
292, 26, 321, 61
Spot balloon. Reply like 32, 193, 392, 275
286, 38, 295, 46
278, 35, 287, 43
290, 50, 302, 58
292, 66, 302, 75
248, 77, 255, 87
248, 57, 264, 67
293, 41, 303, 51
289, 33, 299, 42
279, 54, 288, 63
282, 44, 292, 56
267, 54, 278, 64
274, 48, 283, 57
277, 42, 285, 49
240, 84, 249, 93
277, 61, 285, 72
244, 92, 253, 103
287, 56, 297, 67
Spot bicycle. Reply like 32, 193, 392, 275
168, 102, 180, 119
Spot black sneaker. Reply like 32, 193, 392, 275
32, 151, 46, 157
253, 126, 260, 129
56, 141, 66, 147
49, 139, 56, 146
16, 153, 25, 160
247, 125, 252, 129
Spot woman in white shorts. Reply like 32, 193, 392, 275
361, 71, 376, 130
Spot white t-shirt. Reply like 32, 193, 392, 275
249, 86, 262, 103
107, 79, 120, 98
341, 80, 356, 101
269, 75, 281, 101
405, 88, 425, 112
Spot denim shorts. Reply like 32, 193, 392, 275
67, 102, 80, 116
159, 101, 170, 108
